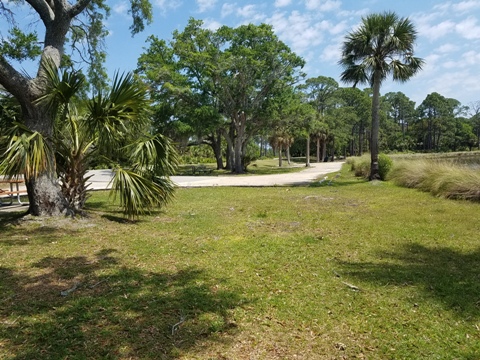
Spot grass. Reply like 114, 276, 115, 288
1, 166, 480, 359
389, 159, 480, 201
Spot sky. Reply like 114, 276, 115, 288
3, 0, 480, 110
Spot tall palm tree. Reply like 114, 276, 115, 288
339, 11, 424, 180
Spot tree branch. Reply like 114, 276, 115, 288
0, 55, 30, 102
68, 0, 92, 18
25, 0, 54, 25
0, 1, 16, 24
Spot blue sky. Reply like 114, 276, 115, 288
2, 0, 480, 110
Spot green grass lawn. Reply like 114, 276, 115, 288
1, 166, 479, 359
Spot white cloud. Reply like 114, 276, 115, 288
196, 0, 217, 13
267, 11, 326, 54
202, 18, 223, 31
320, 43, 341, 63
275, 0, 292, 7
235, 4, 266, 23
462, 50, 480, 65
424, 69, 480, 103
436, 43, 459, 54
456, 17, 480, 39
112, 1, 129, 17
237, 4, 257, 18
417, 18, 456, 41
154, 0, 182, 14
305, 0, 341, 12
434, 0, 480, 14
327, 20, 348, 35
221, 3, 236, 18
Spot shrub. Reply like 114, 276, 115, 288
378, 153, 393, 181
347, 153, 393, 181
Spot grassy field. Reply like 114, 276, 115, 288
1, 166, 479, 359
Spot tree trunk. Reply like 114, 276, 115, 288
315, 137, 320, 162
369, 70, 381, 180
224, 125, 235, 170
331, 136, 335, 162
359, 122, 364, 156
233, 112, 246, 174
306, 136, 311, 167
278, 144, 283, 167
208, 129, 224, 170
0, 8, 77, 216
23, 106, 70, 216
322, 140, 327, 162
286, 145, 291, 165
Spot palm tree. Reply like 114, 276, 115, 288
1, 63, 178, 219
339, 11, 424, 180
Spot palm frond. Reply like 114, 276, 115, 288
127, 133, 179, 177
0, 123, 53, 179
35, 59, 85, 120
339, 11, 424, 87
86, 71, 151, 154
109, 166, 175, 220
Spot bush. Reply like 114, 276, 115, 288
346, 154, 370, 178
378, 153, 393, 181
347, 153, 393, 181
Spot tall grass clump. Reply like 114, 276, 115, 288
389, 160, 480, 201
346, 153, 393, 180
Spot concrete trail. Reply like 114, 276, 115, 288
0, 162, 344, 211
87, 161, 344, 189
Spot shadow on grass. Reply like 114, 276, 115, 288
0, 249, 246, 359
0, 211, 26, 232
338, 243, 480, 319
0, 218, 89, 247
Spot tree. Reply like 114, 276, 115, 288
469, 101, 480, 149
335, 87, 371, 156
138, 19, 305, 174
0, 0, 152, 215
339, 11, 424, 179
298, 76, 338, 162
382, 92, 416, 151
1, 63, 177, 219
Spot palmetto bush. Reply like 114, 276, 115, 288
1, 62, 178, 219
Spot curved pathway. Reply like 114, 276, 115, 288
172, 161, 344, 187
87, 161, 344, 189
0, 162, 344, 211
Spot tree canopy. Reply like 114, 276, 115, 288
137, 18, 305, 173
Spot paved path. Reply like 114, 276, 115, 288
0, 162, 343, 212
87, 161, 344, 189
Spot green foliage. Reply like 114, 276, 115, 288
347, 154, 370, 178
340, 11, 424, 180
339, 12, 424, 87
378, 153, 393, 180
0, 125, 53, 179
0, 27, 41, 61
2, 61, 178, 217
137, 18, 305, 173
348, 153, 393, 180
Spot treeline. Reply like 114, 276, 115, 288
135, 18, 479, 170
